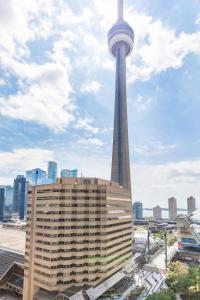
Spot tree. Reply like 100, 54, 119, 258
167, 262, 200, 298
166, 261, 188, 292
146, 290, 176, 300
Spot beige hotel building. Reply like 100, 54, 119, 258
23, 177, 132, 299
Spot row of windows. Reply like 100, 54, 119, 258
34, 220, 131, 230
26, 259, 103, 268
31, 250, 131, 266
34, 237, 131, 252
36, 203, 106, 208
33, 231, 131, 245
28, 216, 129, 223
36, 196, 106, 201
34, 244, 131, 259
33, 274, 101, 285
34, 217, 106, 222
33, 225, 132, 238
33, 218, 116, 224
36, 189, 106, 194
34, 263, 103, 276
32, 217, 105, 222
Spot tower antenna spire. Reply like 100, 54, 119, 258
118, 0, 123, 20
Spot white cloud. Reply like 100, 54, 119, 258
0, 79, 6, 87
0, 0, 75, 132
75, 118, 99, 134
133, 160, 200, 208
131, 95, 153, 112
127, 12, 200, 82
0, 63, 74, 132
0, 148, 54, 184
0, 0, 200, 131
78, 137, 104, 147
80, 80, 102, 94
135, 141, 177, 157
196, 14, 200, 26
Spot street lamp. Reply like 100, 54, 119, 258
164, 230, 168, 271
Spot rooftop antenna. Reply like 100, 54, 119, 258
118, 0, 124, 20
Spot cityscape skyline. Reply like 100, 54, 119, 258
0, 1, 199, 299
0, 0, 200, 208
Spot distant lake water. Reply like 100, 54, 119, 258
143, 209, 187, 219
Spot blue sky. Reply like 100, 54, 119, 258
0, 0, 200, 208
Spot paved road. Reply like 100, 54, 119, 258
150, 243, 177, 270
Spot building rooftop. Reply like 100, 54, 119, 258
190, 209, 200, 224
0, 249, 24, 279
55, 177, 122, 187
0, 226, 25, 254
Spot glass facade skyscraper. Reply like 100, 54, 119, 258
48, 161, 57, 183
60, 169, 78, 178
5, 186, 13, 206
0, 188, 5, 221
26, 168, 47, 185
133, 201, 143, 220
13, 175, 27, 220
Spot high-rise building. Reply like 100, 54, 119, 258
109, 0, 134, 192
133, 201, 143, 220
13, 175, 28, 220
187, 196, 196, 215
0, 185, 13, 206
23, 178, 132, 299
0, 188, 5, 221
48, 161, 57, 183
60, 169, 78, 178
153, 205, 162, 220
168, 197, 177, 220
26, 168, 47, 185
5, 186, 14, 206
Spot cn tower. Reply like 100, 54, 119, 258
108, 0, 134, 191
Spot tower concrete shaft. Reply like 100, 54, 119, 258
111, 45, 131, 191
108, 0, 134, 191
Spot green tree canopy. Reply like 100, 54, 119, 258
146, 290, 176, 300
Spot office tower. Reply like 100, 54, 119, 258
153, 205, 162, 220
23, 178, 132, 299
60, 169, 78, 178
48, 161, 57, 183
5, 186, 13, 206
0, 185, 13, 206
133, 201, 143, 220
187, 196, 196, 214
0, 188, 5, 221
168, 197, 177, 220
26, 168, 47, 186
13, 175, 27, 220
108, 0, 134, 191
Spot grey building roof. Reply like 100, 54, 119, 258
0, 249, 24, 279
